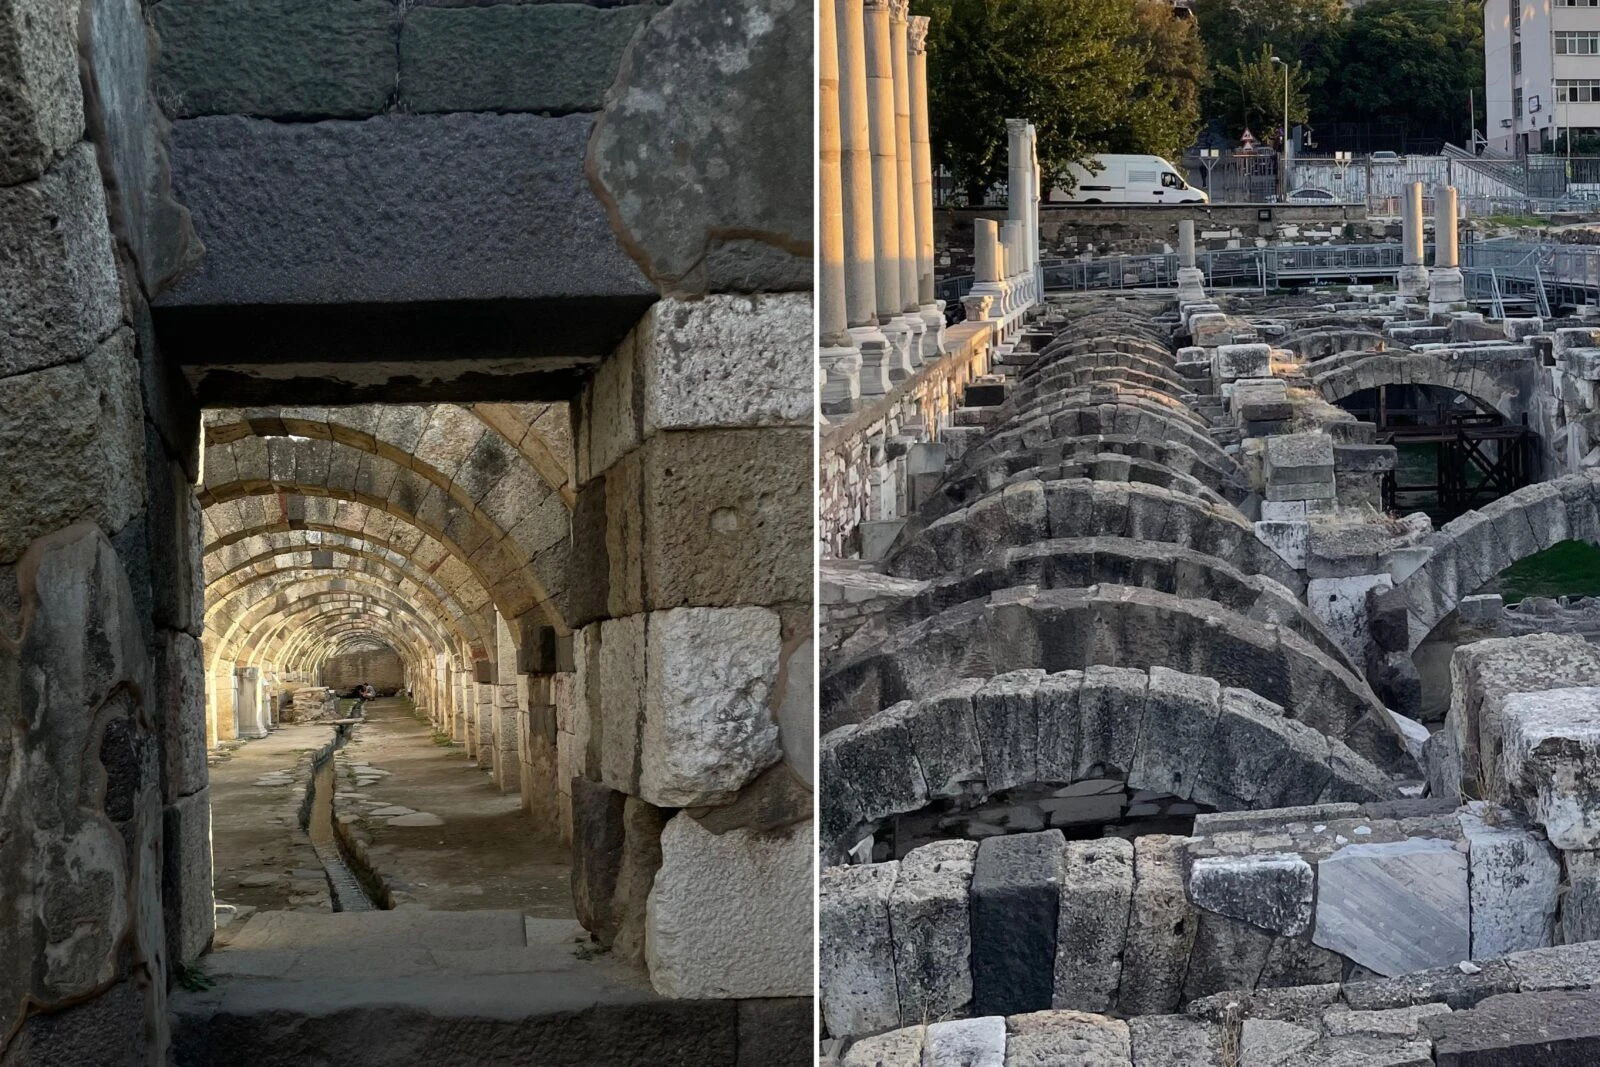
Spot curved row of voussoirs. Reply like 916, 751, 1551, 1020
1029, 333, 1178, 374
205, 578, 471, 670
205, 562, 478, 661
1008, 363, 1192, 412
1040, 312, 1173, 349
226, 600, 451, 681
1278, 329, 1389, 361
919, 451, 1235, 525
955, 398, 1233, 488
199, 429, 572, 627
995, 382, 1209, 439
888, 479, 1299, 592
201, 504, 502, 620
817, 665, 1397, 863
818, 583, 1410, 775
1020, 347, 1183, 390
1306, 352, 1522, 425
857, 537, 1355, 678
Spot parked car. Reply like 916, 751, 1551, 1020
1370, 151, 1400, 164
1051, 154, 1210, 205
1285, 188, 1338, 202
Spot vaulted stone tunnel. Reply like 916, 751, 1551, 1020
0, 0, 812, 1063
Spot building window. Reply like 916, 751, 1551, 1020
1514, 41, 1523, 74
1557, 32, 1600, 55
1512, 0, 1521, 31
1557, 80, 1600, 103
1558, 0, 1600, 7
1516, 88, 1525, 117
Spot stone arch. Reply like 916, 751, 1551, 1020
1390, 471, 1600, 652
820, 584, 1403, 769
1309, 351, 1525, 424
1281, 329, 1389, 360
818, 666, 1396, 863
961, 399, 1232, 485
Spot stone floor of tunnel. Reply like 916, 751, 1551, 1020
208, 697, 592, 961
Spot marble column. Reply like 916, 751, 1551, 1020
1429, 184, 1465, 313
1398, 181, 1429, 299
1007, 119, 1032, 309
1176, 219, 1206, 302
864, 0, 913, 378
819, 0, 862, 413
889, 1, 925, 366
838, 0, 891, 396
1028, 123, 1042, 301
966, 217, 1007, 320
908, 14, 943, 358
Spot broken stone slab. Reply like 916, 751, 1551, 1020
1239, 1018, 1317, 1066
385, 813, 443, 827
1497, 686, 1600, 850
1323, 1003, 1452, 1039
840, 1027, 923, 1067
1312, 837, 1470, 977
924, 1016, 1006, 1067
1214, 344, 1272, 380
890, 840, 977, 1024
1054, 837, 1133, 1012
1562, 850, 1600, 944
1187, 852, 1314, 937
1126, 1014, 1223, 1066
1456, 806, 1559, 959
1004, 1010, 1131, 1067
1503, 938, 1600, 992
971, 830, 1066, 1018
1264, 433, 1336, 486
1342, 958, 1517, 1012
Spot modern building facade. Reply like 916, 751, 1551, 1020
1487, 0, 1600, 156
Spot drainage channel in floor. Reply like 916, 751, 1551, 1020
304, 721, 382, 913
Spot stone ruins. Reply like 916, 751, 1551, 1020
0, 1, 810, 1064
820, 171, 1600, 1063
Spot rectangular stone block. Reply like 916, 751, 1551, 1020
1498, 687, 1600, 850
153, 0, 396, 119
1119, 835, 1196, 1015
819, 861, 901, 1036
0, 0, 84, 184
1427, 990, 1600, 1066
156, 630, 209, 802
400, 4, 653, 114
164, 788, 214, 966
1004, 1010, 1131, 1065
0, 144, 121, 379
597, 614, 645, 796
1054, 838, 1133, 1012
925, 1017, 1005, 1066
971, 830, 1066, 1018
1265, 432, 1336, 484
569, 777, 627, 945
638, 607, 783, 807
1457, 807, 1559, 959
890, 840, 977, 1024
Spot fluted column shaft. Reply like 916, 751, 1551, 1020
863, 0, 903, 324
819, 0, 850, 347
890, 1, 918, 316
908, 16, 935, 307
837, 0, 878, 330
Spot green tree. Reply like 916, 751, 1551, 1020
1191, 0, 1346, 124
1105, 1, 1208, 158
1326, 0, 1484, 145
1215, 45, 1310, 142
919, 0, 1200, 202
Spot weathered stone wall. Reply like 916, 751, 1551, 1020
935, 203, 1380, 270
820, 320, 999, 558
321, 649, 405, 691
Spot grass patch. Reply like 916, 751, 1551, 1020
431, 732, 456, 746
1485, 540, 1600, 603
174, 962, 214, 992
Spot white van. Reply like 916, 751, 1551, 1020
1052, 154, 1209, 205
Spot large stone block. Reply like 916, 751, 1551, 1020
646, 814, 810, 999
818, 861, 900, 1035
596, 614, 646, 795
971, 830, 1066, 1018
637, 606, 783, 807
1313, 837, 1470, 977
1054, 837, 1133, 1012
633, 428, 812, 610
0, 0, 84, 184
162, 112, 652, 307
163, 788, 214, 966
1457, 806, 1560, 959
610, 795, 665, 969
588, 0, 809, 295
400, 4, 654, 114
890, 840, 977, 1025
1426, 989, 1600, 1066
1187, 852, 1314, 937
155, 630, 208, 802
569, 777, 628, 944
0, 144, 121, 379
1004, 1010, 1131, 1067
0, 330, 147, 563
1119, 835, 1196, 1016
152, 0, 397, 119
1498, 686, 1600, 849
637, 294, 814, 433
924, 1017, 1006, 1067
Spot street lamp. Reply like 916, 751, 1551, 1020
1271, 55, 1290, 199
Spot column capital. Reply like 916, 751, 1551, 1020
863, 0, 890, 10
886, 0, 908, 22
1006, 117, 1029, 136
907, 14, 929, 52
